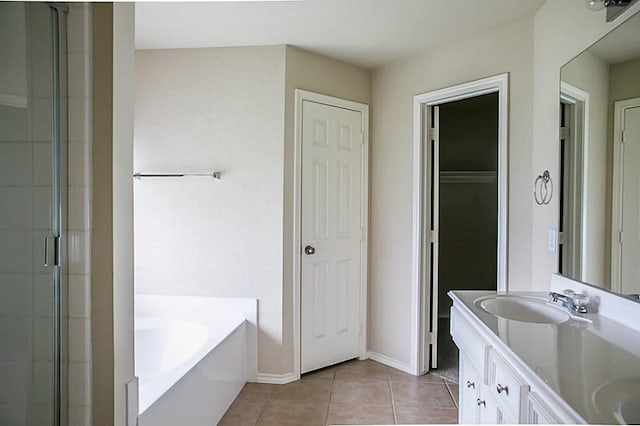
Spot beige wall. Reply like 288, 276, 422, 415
91, 4, 114, 425
134, 46, 287, 375
369, 18, 534, 366
113, 3, 135, 426
282, 45, 371, 374
91, 5, 136, 425
610, 58, 640, 102
531, 0, 640, 289
561, 51, 610, 286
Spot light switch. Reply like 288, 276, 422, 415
548, 229, 557, 252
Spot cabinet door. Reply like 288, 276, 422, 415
527, 392, 560, 424
478, 385, 517, 424
459, 352, 481, 424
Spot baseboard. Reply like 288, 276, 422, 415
367, 351, 414, 375
254, 371, 299, 385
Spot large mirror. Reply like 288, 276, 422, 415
559, 9, 640, 301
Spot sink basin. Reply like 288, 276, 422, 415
593, 379, 640, 424
475, 295, 571, 324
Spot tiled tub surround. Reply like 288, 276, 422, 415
66, 3, 93, 425
220, 359, 459, 425
449, 282, 640, 424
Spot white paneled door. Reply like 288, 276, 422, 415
621, 105, 640, 294
301, 100, 363, 373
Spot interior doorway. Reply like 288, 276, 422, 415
559, 82, 588, 280
434, 93, 500, 378
412, 75, 508, 376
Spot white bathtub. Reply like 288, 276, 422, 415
135, 295, 257, 425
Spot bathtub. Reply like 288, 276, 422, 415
135, 295, 257, 426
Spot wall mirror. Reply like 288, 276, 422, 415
559, 9, 640, 301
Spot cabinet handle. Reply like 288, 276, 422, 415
496, 384, 509, 395
466, 381, 475, 389
476, 398, 486, 407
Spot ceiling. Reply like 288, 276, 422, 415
135, 0, 547, 69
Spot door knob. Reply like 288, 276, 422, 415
304, 245, 316, 255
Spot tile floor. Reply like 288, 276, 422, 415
219, 359, 459, 425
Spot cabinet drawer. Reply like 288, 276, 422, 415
451, 305, 490, 382
488, 350, 529, 419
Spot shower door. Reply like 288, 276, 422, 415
0, 3, 66, 425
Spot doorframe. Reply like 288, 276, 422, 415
292, 89, 370, 379
411, 74, 509, 375
611, 97, 640, 292
559, 81, 589, 280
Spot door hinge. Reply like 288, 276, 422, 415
560, 126, 569, 140
428, 230, 437, 244
427, 127, 437, 141
620, 230, 624, 244
360, 227, 365, 241
621, 129, 625, 143
558, 231, 565, 245
426, 332, 434, 344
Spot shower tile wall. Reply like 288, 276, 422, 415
66, 4, 93, 426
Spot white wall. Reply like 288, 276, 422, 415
369, 17, 534, 367
561, 51, 610, 286
531, 0, 640, 289
134, 46, 287, 375
134, 45, 371, 378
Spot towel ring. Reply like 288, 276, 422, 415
534, 170, 553, 205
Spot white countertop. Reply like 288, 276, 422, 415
449, 290, 640, 424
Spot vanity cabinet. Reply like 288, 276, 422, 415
459, 352, 516, 424
451, 302, 576, 424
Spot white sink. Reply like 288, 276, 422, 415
593, 379, 640, 424
474, 295, 571, 324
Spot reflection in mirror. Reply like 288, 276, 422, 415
559, 9, 640, 301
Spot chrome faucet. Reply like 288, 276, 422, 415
549, 290, 589, 314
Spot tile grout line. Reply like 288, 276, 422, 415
444, 380, 458, 410
324, 369, 336, 426
387, 371, 398, 425
253, 395, 270, 425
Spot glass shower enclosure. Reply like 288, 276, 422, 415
0, 3, 67, 425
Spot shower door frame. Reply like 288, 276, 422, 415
49, 4, 69, 426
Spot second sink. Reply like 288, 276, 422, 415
475, 295, 571, 324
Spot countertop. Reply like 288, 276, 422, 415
449, 290, 640, 424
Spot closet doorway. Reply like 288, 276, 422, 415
411, 75, 508, 376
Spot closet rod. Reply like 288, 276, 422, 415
133, 172, 221, 180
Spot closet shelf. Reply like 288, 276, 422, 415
440, 170, 497, 184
